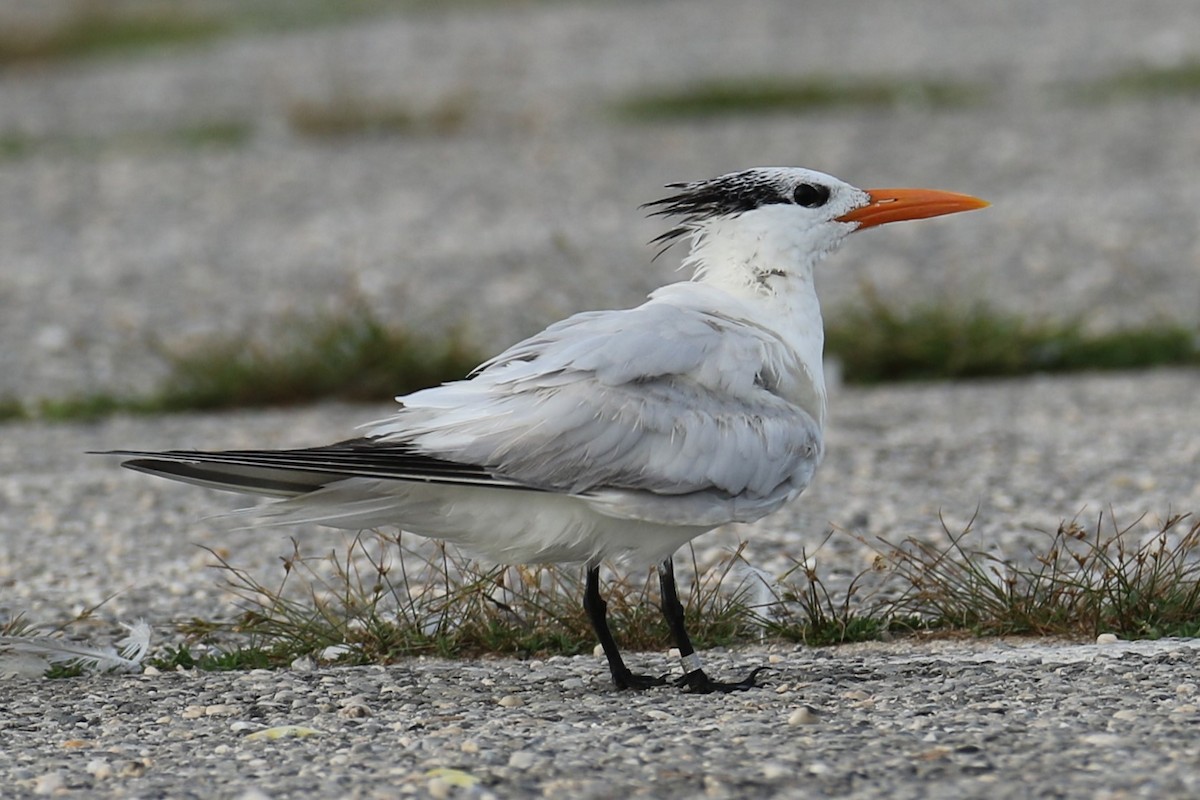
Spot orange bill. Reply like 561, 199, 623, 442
837, 188, 989, 230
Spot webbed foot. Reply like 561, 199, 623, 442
676, 666, 768, 694
614, 669, 670, 691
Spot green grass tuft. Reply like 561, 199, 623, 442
12, 512, 1200, 677
194, 535, 764, 669
286, 94, 472, 139
759, 551, 923, 646
0, 133, 35, 160
1072, 60, 1200, 102
152, 308, 480, 411
7, 298, 1198, 424
148, 511, 1200, 674
826, 291, 1200, 384
881, 513, 1200, 639
147, 643, 280, 672
0, 123, 253, 164
0, 395, 26, 423
36, 394, 151, 423
618, 76, 986, 119
150, 122, 255, 150
17, 306, 483, 422
0, 8, 227, 66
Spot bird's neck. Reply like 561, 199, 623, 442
683, 218, 829, 427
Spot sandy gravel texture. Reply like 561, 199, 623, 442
2, 1, 1200, 798
4, 638, 1200, 799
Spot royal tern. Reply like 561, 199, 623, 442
110, 167, 986, 692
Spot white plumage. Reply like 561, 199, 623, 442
110, 167, 986, 691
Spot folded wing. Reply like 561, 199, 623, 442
115, 285, 823, 529
367, 285, 823, 502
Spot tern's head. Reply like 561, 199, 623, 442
644, 167, 987, 289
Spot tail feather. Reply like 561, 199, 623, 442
101, 440, 534, 500
242, 482, 441, 529
120, 458, 337, 498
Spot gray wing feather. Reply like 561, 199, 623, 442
368, 292, 822, 501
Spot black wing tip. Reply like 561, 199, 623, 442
91, 448, 200, 456
118, 458, 331, 496
120, 457, 183, 470
91, 449, 209, 467
95, 442, 548, 493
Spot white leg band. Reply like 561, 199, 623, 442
680, 652, 704, 674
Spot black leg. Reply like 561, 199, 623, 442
584, 565, 666, 691
657, 557, 767, 694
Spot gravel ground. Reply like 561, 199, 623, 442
2, 370, 1198, 798
4, 639, 1200, 799
2, 0, 1200, 797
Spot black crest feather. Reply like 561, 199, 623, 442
641, 170, 793, 256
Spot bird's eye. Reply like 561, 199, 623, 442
792, 183, 831, 208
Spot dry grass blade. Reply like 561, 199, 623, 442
880, 512, 1200, 638
141, 509, 1200, 673
194, 532, 764, 668
754, 531, 916, 645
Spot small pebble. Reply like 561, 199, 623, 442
1096, 633, 1120, 645
1081, 733, 1123, 747
235, 790, 272, 800
33, 773, 64, 796
33, 325, 69, 352
788, 707, 820, 726
508, 751, 537, 770
320, 644, 354, 661
338, 696, 373, 718
497, 695, 524, 708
